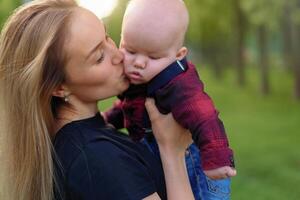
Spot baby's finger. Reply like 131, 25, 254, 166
226, 168, 237, 177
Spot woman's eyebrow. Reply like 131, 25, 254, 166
85, 25, 107, 61
85, 41, 103, 61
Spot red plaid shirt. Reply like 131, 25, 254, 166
105, 60, 234, 170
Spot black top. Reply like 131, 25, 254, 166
53, 113, 166, 200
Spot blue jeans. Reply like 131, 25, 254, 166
141, 136, 231, 200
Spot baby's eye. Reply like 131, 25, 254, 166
126, 49, 136, 54
149, 56, 160, 60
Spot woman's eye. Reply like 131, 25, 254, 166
96, 54, 105, 63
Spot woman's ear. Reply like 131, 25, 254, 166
176, 46, 188, 60
52, 84, 69, 98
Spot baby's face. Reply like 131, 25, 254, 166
120, 28, 179, 85
120, 0, 189, 85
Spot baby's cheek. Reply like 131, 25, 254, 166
124, 52, 132, 62
123, 65, 132, 76
124, 57, 134, 68
123, 62, 131, 71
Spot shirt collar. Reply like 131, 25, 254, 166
121, 84, 147, 98
147, 57, 188, 96
68, 112, 106, 129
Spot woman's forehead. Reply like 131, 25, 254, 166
66, 8, 106, 61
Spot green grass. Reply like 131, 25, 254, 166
99, 66, 300, 199
196, 66, 300, 200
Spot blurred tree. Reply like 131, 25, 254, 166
242, 0, 284, 95
186, 0, 235, 79
257, 24, 270, 94
291, 0, 300, 99
233, 0, 247, 86
281, 0, 293, 71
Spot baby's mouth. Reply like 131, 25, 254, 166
127, 71, 143, 81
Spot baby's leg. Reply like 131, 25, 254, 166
185, 143, 204, 200
185, 144, 231, 200
202, 176, 231, 200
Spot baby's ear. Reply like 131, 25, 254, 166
176, 46, 188, 60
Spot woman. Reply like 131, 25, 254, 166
0, 0, 194, 199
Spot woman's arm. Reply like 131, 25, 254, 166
145, 98, 195, 200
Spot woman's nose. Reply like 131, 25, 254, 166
110, 41, 124, 65
112, 48, 124, 65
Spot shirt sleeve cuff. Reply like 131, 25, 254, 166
201, 148, 235, 170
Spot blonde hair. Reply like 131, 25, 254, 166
0, 0, 77, 199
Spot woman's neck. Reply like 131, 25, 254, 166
54, 103, 99, 134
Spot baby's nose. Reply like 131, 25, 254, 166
133, 56, 146, 69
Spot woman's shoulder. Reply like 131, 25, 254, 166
53, 114, 152, 171
54, 119, 124, 168
54, 113, 116, 151
54, 121, 165, 200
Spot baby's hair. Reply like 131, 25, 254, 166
123, 0, 189, 48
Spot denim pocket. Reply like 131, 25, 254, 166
205, 177, 231, 199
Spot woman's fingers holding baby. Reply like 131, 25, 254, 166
145, 98, 193, 154
144, 98, 161, 122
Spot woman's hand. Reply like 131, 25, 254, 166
145, 98, 193, 155
145, 98, 195, 200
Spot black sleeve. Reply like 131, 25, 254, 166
66, 140, 157, 200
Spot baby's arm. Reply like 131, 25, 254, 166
103, 99, 125, 129
155, 62, 235, 175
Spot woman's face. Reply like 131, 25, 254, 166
63, 8, 129, 104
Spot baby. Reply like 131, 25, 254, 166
105, 0, 236, 199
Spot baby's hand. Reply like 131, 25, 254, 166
204, 166, 237, 180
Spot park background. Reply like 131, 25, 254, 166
1, 0, 300, 199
